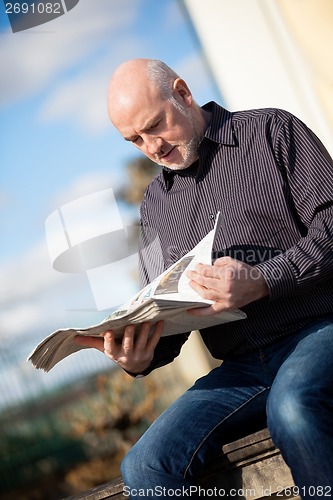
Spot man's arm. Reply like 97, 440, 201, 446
188, 113, 333, 314
255, 114, 333, 300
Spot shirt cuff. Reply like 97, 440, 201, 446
255, 254, 297, 300
123, 358, 166, 378
123, 368, 150, 378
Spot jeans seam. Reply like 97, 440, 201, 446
182, 386, 268, 479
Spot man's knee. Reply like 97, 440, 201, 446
120, 434, 170, 484
120, 446, 136, 484
266, 383, 318, 446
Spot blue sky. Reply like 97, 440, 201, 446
0, 0, 221, 401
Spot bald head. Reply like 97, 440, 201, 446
107, 59, 180, 127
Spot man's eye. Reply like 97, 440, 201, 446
150, 121, 160, 129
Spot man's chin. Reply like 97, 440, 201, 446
159, 155, 196, 171
155, 150, 198, 170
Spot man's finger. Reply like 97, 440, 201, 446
188, 302, 225, 316
188, 278, 222, 300
104, 331, 115, 355
187, 270, 219, 289
122, 324, 136, 353
134, 322, 152, 350
74, 335, 104, 352
147, 321, 164, 350
212, 257, 236, 267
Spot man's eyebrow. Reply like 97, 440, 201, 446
124, 135, 137, 142
124, 116, 161, 142
142, 116, 160, 130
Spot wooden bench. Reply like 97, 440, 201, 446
66, 429, 300, 500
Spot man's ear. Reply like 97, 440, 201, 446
173, 78, 192, 106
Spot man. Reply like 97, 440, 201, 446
76, 59, 333, 498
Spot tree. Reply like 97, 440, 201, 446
118, 156, 160, 206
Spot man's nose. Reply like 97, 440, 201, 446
145, 135, 163, 155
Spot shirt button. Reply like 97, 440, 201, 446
209, 214, 215, 220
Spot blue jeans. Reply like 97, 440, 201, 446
121, 318, 333, 499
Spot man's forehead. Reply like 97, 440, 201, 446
110, 78, 158, 117
110, 89, 164, 137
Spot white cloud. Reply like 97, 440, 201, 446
0, 241, 65, 339
50, 171, 125, 208
0, 0, 141, 106
38, 36, 147, 134
1, 303, 44, 337
0, 238, 99, 340
0, 241, 63, 305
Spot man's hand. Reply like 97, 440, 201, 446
187, 257, 269, 316
74, 321, 164, 374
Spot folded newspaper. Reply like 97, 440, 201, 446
28, 213, 246, 372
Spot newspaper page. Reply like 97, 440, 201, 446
28, 213, 246, 372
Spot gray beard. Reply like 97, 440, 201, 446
156, 135, 200, 171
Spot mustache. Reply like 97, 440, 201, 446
157, 146, 175, 160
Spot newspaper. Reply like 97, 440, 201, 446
28, 213, 246, 372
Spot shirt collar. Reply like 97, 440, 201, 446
202, 101, 236, 146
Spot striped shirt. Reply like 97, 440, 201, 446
138, 101, 333, 373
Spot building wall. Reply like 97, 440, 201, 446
277, 0, 333, 137
183, 0, 333, 155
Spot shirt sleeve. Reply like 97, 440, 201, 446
255, 113, 333, 300
125, 333, 191, 378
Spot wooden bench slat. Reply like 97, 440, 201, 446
65, 429, 298, 500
